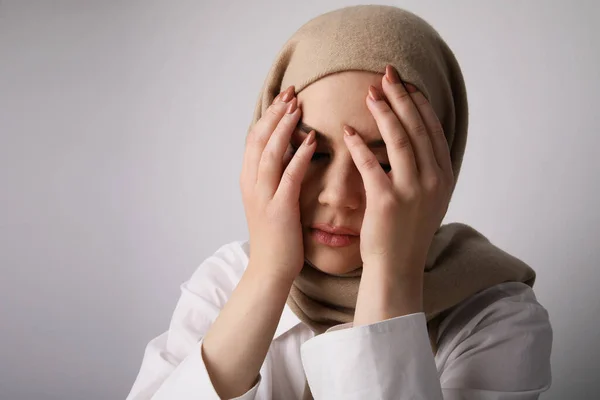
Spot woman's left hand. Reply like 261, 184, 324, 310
343, 65, 454, 279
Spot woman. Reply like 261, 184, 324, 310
127, 5, 552, 400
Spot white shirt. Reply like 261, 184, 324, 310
126, 240, 553, 400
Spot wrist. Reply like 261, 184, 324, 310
246, 261, 297, 293
354, 266, 424, 326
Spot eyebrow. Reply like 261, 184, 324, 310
297, 120, 387, 149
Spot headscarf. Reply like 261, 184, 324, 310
246, 5, 536, 399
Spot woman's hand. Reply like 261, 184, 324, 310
204, 92, 316, 398
240, 85, 317, 284
344, 65, 454, 280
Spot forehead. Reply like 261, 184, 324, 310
296, 71, 384, 143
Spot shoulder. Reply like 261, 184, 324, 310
183, 239, 251, 305
438, 282, 551, 346
435, 282, 553, 388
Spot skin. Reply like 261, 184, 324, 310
292, 71, 393, 276
201, 67, 454, 398
292, 69, 454, 325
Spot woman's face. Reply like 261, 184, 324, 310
291, 70, 388, 275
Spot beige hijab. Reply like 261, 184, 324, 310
246, 5, 536, 399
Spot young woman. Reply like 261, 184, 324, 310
127, 5, 552, 400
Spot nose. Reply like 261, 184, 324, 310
317, 159, 364, 210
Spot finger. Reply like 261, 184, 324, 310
408, 89, 454, 179
342, 125, 391, 194
282, 143, 294, 168
257, 97, 302, 198
275, 130, 316, 202
242, 86, 294, 187
365, 85, 418, 188
382, 66, 439, 179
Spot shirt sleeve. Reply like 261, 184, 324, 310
439, 287, 553, 400
127, 334, 261, 400
301, 312, 443, 399
125, 242, 262, 400
300, 285, 552, 400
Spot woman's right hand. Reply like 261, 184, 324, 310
240, 85, 316, 284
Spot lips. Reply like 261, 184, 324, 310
310, 223, 359, 236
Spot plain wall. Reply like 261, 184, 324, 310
1, 1, 599, 399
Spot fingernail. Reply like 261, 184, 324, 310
281, 85, 295, 102
368, 86, 382, 102
385, 65, 402, 84
305, 130, 316, 145
405, 83, 418, 93
286, 97, 298, 114
343, 125, 356, 136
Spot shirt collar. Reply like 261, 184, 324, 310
273, 304, 355, 339
274, 302, 303, 339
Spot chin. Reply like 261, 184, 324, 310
303, 231, 363, 275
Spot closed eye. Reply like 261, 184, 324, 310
290, 144, 391, 173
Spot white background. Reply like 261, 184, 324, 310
1, 1, 598, 399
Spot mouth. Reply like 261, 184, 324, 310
309, 225, 359, 248
310, 223, 359, 236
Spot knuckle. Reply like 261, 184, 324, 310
413, 93, 429, 107
280, 169, 297, 188
411, 123, 428, 137
261, 148, 279, 164
392, 90, 411, 102
378, 105, 395, 115
390, 134, 412, 150
267, 104, 283, 118
360, 156, 380, 171
402, 185, 421, 202
246, 130, 265, 147
275, 114, 298, 133
430, 124, 445, 138
424, 175, 442, 191
378, 193, 398, 210
257, 153, 277, 173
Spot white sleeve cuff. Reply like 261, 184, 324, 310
152, 338, 260, 400
300, 312, 443, 400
